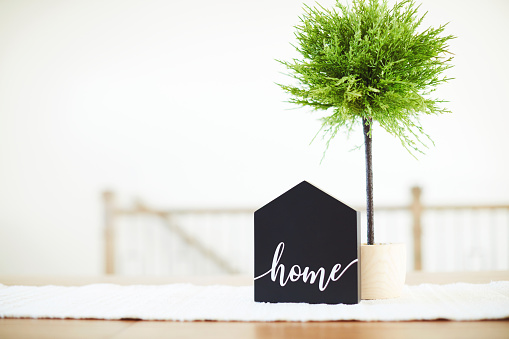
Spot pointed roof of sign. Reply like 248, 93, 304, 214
256, 180, 357, 213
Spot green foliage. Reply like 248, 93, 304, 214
278, 0, 455, 155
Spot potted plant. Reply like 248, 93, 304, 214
278, 0, 454, 299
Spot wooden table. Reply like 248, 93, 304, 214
1, 271, 508, 339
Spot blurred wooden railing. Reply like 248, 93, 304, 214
103, 191, 255, 275
407, 187, 509, 270
103, 188, 509, 275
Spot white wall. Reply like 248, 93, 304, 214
0, 0, 508, 275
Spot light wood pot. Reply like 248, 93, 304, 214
361, 243, 406, 300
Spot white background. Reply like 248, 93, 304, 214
0, 0, 508, 275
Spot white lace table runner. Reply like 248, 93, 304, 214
1, 281, 508, 321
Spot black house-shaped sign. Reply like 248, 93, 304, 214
254, 181, 360, 304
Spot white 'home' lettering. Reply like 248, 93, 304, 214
254, 242, 358, 292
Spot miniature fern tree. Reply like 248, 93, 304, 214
278, 0, 454, 245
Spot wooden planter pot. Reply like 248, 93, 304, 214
360, 243, 406, 300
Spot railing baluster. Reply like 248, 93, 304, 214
411, 187, 423, 271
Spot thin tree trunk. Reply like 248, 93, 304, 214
363, 117, 374, 245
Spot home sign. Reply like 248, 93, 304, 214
254, 181, 360, 304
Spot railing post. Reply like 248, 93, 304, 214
411, 186, 423, 271
103, 191, 115, 275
